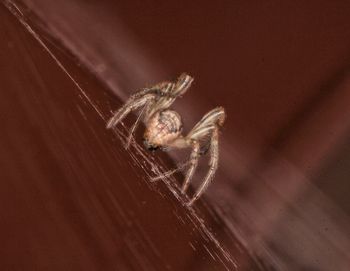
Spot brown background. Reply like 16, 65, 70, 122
1, 0, 350, 270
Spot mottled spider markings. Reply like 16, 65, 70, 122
159, 110, 183, 133
107, 73, 225, 205
144, 110, 183, 150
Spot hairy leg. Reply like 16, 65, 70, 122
188, 129, 219, 206
106, 94, 155, 129
125, 104, 147, 149
188, 107, 225, 140
173, 73, 194, 96
107, 79, 176, 129
182, 141, 201, 193
150, 160, 191, 182
147, 74, 193, 117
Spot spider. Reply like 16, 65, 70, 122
107, 73, 225, 206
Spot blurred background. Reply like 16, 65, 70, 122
1, 0, 350, 270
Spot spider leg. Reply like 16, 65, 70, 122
173, 73, 194, 97
146, 74, 194, 117
125, 104, 147, 149
182, 141, 201, 193
150, 160, 191, 182
187, 106, 225, 140
183, 107, 225, 205
107, 78, 178, 129
187, 129, 219, 206
106, 93, 156, 129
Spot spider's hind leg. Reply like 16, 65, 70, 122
183, 107, 225, 205
187, 129, 219, 206
182, 142, 201, 193
150, 159, 191, 182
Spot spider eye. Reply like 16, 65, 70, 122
143, 139, 160, 151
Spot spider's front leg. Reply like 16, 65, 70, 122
106, 81, 173, 148
106, 93, 155, 129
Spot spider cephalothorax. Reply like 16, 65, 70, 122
107, 73, 225, 205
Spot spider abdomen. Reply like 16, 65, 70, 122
144, 110, 183, 148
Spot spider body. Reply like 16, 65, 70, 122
144, 110, 183, 150
107, 73, 225, 205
